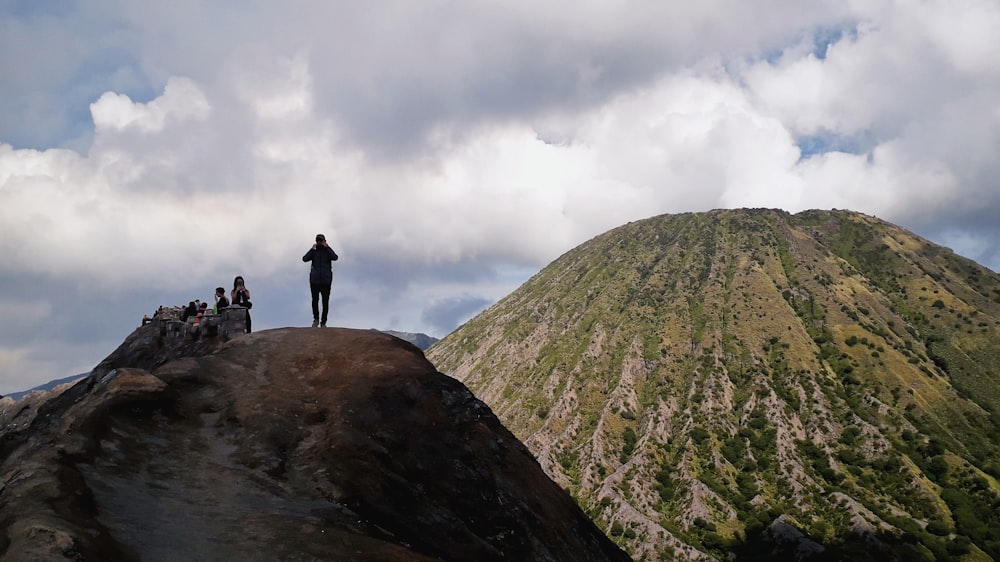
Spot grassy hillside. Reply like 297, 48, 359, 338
428, 209, 1000, 561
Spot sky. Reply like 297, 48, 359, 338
1, 0, 999, 394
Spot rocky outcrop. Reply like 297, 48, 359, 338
0, 325, 630, 562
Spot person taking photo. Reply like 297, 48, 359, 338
231, 275, 252, 333
302, 234, 338, 327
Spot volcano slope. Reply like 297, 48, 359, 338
0, 326, 631, 562
428, 209, 1000, 561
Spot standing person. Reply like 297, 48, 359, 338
302, 234, 338, 327
231, 275, 252, 333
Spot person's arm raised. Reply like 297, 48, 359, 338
303, 246, 317, 262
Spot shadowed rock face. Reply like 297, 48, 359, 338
0, 326, 631, 562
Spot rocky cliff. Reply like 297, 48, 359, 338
0, 325, 630, 562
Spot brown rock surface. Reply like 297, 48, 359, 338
0, 326, 631, 562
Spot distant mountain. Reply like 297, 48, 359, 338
0, 325, 629, 561
428, 209, 1000, 561
4, 373, 86, 401
381, 330, 439, 350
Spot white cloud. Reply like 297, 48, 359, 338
91, 76, 210, 133
2, 0, 1000, 393
911, 0, 1000, 75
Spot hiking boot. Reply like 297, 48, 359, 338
321, 322, 327, 328
311, 319, 319, 328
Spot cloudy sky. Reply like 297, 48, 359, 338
2, 0, 999, 394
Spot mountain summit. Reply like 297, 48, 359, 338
0, 326, 629, 561
428, 209, 1000, 560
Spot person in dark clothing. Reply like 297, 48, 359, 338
302, 233, 338, 327
231, 275, 252, 333
182, 301, 198, 321
214, 287, 229, 312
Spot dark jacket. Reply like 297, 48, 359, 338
302, 245, 339, 284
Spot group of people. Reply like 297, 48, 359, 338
147, 233, 339, 333
177, 275, 253, 333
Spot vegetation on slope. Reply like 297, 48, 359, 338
428, 209, 1000, 561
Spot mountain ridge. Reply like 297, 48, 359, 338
428, 208, 1000, 560
380, 330, 439, 350
1, 373, 86, 402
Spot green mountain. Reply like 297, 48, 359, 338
427, 209, 1000, 561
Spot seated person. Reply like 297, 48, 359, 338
181, 301, 198, 321
214, 287, 229, 312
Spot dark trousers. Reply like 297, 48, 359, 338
310, 282, 332, 323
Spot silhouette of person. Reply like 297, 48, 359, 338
231, 275, 252, 333
302, 234, 338, 327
